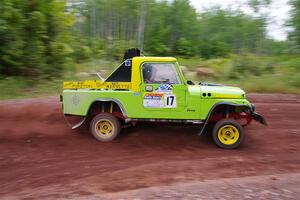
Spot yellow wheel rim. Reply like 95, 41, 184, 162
95, 119, 114, 138
217, 125, 239, 145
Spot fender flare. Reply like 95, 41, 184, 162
86, 98, 128, 117
198, 102, 252, 136
70, 98, 127, 130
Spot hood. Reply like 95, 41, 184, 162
199, 85, 246, 99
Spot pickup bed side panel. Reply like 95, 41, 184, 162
62, 90, 139, 117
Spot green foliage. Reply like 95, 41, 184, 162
180, 54, 300, 94
167, 0, 199, 54
74, 45, 92, 62
289, 0, 300, 52
0, 0, 25, 76
1, 0, 300, 99
77, 0, 283, 59
176, 38, 195, 56
0, 76, 62, 99
229, 54, 274, 77
105, 39, 137, 60
2, 0, 298, 79
0, 0, 73, 78
197, 9, 267, 57
143, 0, 170, 55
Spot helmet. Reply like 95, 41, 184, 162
143, 64, 153, 81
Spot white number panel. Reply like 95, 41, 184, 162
164, 94, 176, 108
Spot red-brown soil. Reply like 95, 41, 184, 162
0, 94, 299, 199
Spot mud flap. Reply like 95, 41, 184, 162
63, 114, 87, 130
252, 112, 267, 126
71, 117, 86, 129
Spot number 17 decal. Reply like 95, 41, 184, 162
165, 94, 176, 108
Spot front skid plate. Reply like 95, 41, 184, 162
252, 112, 267, 126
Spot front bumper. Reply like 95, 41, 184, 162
252, 112, 267, 126
250, 103, 267, 126
251, 103, 256, 112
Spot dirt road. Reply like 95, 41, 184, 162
0, 94, 299, 199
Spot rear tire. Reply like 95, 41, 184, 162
90, 113, 120, 142
212, 119, 244, 149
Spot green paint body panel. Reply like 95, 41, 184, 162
62, 57, 251, 120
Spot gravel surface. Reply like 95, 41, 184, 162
0, 93, 299, 199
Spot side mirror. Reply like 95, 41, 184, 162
187, 80, 195, 85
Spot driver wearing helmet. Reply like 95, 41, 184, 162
143, 64, 157, 83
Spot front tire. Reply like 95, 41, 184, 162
212, 119, 244, 149
90, 113, 120, 142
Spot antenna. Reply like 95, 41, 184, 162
96, 72, 104, 81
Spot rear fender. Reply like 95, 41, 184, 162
86, 98, 127, 117
67, 98, 127, 130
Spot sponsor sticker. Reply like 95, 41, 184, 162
124, 60, 131, 67
143, 93, 176, 108
155, 84, 173, 92
143, 93, 164, 108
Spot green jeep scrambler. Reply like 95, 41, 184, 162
61, 48, 266, 149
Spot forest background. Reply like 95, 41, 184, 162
1, 0, 300, 99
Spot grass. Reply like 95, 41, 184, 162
1, 55, 299, 100
0, 60, 121, 100
0, 77, 63, 100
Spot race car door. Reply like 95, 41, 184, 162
140, 62, 187, 119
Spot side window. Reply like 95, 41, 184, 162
142, 63, 181, 84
